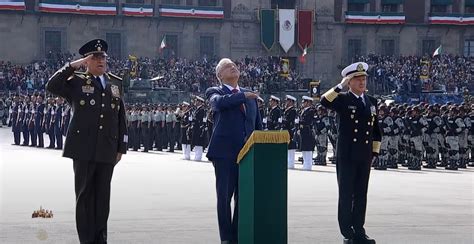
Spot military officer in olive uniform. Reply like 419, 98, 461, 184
283, 95, 298, 168
321, 62, 381, 244
46, 39, 127, 244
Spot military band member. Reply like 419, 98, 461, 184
192, 96, 207, 161
20, 96, 30, 146
267, 95, 282, 130
46, 39, 127, 244
283, 95, 298, 168
299, 96, 316, 171
320, 62, 381, 244
44, 97, 55, 148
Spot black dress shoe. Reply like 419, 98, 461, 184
354, 234, 376, 244
343, 238, 354, 244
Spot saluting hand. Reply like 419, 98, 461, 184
339, 76, 351, 88
70, 55, 93, 69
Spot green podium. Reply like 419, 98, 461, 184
237, 131, 289, 244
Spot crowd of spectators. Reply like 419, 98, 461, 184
0, 53, 305, 94
1, 52, 472, 96
356, 54, 473, 95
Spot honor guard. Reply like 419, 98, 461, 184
267, 95, 282, 130
283, 95, 298, 168
180, 102, 192, 160
299, 96, 316, 170
35, 95, 46, 148
191, 96, 207, 161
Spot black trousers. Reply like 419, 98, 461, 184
166, 123, 175, 151
336, 158, 371, 239
213, 159, 239, 242
155, 124, 163, 150
73, 160, 115, 244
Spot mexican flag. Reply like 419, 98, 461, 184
433, 45, 442, 57
159, 36, 166, 52
299, 46, 308, 63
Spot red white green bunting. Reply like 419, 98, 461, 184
122, 4, 153, 17
429, 15, 474, 25
159, 5, 223, 19
38, 0, 116, 15
0, 0, 25, 11
345, 12, 405, 24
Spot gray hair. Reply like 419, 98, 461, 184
215, 58, 233, 83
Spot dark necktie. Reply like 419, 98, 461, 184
357, 97, 365, 108
232, 89, 245, 113
96, 76, 104, 90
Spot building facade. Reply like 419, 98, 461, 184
0, 0, 473, 87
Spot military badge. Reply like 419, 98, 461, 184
82, 85, 95, 94
357, 63, 364, 72
111, 85, 120, 98
86, 80, 92, 85
351, 115, 354, 119
348, 106, 357, 110
90, 99, 96, 106
370, 106, 376, 115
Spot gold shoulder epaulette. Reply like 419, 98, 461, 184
107, 72, 122, 81
73, 71, 87, 80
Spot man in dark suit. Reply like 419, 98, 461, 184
206, 58, 262, 244
321, 62, 382, 244
46, 39, 127, 244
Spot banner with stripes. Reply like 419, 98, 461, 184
429, 14, 474, 25
38, 0, 116, 16
345, 12, 405, 24
159, 5, 223, 19
0, 0, 25, 11
122, 4, 153, 17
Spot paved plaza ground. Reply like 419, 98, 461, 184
0, 127, 473, 243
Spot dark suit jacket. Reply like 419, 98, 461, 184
46, 63, 128, 164
205, 85, 262, 162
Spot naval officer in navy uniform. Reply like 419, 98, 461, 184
46, 39, 127, 244
321, 62, 382, 244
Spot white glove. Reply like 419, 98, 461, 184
295, 118, 299, 124
278, 117, 283, 123
262, 118, 267, 123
